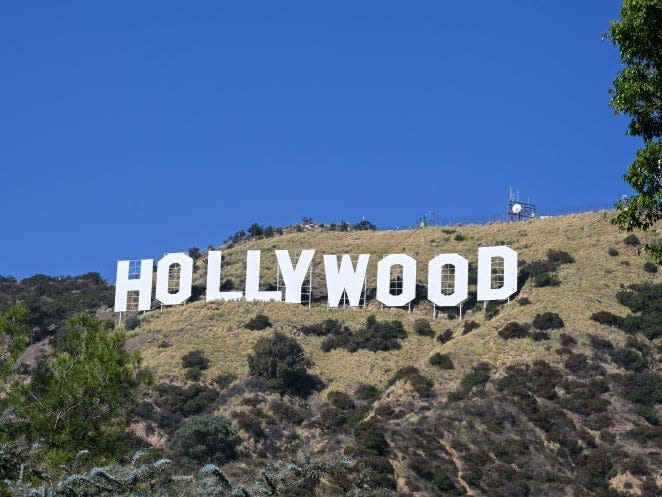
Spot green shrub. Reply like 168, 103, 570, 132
184, 367, 202, 381
532, 312, 564, 330
559, 332, 576, 346
300, 319, 342, 336
518, 297, 531, 305
591, 311, 623, 327
388, 366, 420, 386
454, 233, 466, 241
321, 315, 407, 353
247, 331, 319, 397
533, 272, 561, 287
123, 315, 140, 331
498, 322, 530, 339
327, 391, 355, 410
460, 362, 490, 392
462, 320, 480, 335
643, 261, 658, 273
547, 249, 575, 264
245, 314, 272, 331
355, 383, 380, 401
530, 330, 550, 341
181, 349, 209, 370
621, 372, 662, 406
408, 374, 434, 397
437, 329, 454, 344
429, 352, 454, 370
170, 415, 239, 465
608, 247, 619, 256
624, 234, 641, 246
413, 319, 434, 337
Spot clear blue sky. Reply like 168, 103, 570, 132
0, 1, 637, 280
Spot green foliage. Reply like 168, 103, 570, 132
299, 318, 342, 336
498, 322, 530, 339
608, 246, 619, 256
591, 310, 623, 327
321, 315, 407, 353
123, 314, 140, 331
533, 272, 561, 287
181, 349, 210, 370
621, 371, 662, 406
245, 314, 272, 331
462, 320, 480, 335
0, 305, 29, 384
413, 319, 434, 337
247, 332, 319, 396
0, 273, 114, 342
453, 233, 466, 241
14, 313, 148, 456
643, 261, 658, 273
624, 234, 642, 246
171, 415, 239, 466
546, 249, 575, 264
437, 329, 454, 344
532, 312, 564, 330
615, 283, 662, 339
429, 352, 454, 370
609, 0, 662, 264
460, 362, 491, 393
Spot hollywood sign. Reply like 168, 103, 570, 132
114, 247, 517, 312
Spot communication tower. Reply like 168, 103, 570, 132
507, 188, 536, 222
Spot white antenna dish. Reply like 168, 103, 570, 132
511, 203, 522, 214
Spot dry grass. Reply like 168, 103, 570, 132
128, 211, 660, 393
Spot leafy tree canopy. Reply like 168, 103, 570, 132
608, 0, 662, 263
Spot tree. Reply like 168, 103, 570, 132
247, 332, 320, 396
15, 313, 149, 456
608, 0, 662, 263
171, 415, 239, 466
0, 305, 29, 386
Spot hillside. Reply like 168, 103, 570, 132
4, 210, 661, 497
113, 210, 662, 496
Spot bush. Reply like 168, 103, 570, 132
643, 261, 658, 273
532, 312, 564, 330
413, 319, 434, 337
327, 391, 355, 411
170, 415, 239, 465
408, 374, 434, 397
184, 367, 202, 381
621, 372, 662, 406
300, 319, 342, 336
498, 322, 530, 339
590, 311, 623, 327
559, 332, 576, 346
624, 234, 641, 246
355, 384, 380, 401
460, 362, 490, 392
462, 320, 480, 335
245, 314, 272, 331
437, 329, 454, 344
518, 297, 531, 305
123, 315, 140, 330
429, 352, 454, 370
547, 249, 575, 264
181, 349, 210, 370
247, 332, 319, 397
608, 247, 619, 257
454, 233, 466, 241
533, 272, 560, 287
321, 315, 407, 353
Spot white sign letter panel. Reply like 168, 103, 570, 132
155, 253, 193, 306
376, 254, 416, 307
427, 254, 468, 307
275, 249, 315, 304
477, 246, 518, 301
323, 254, 370, 307
206, 250, 242, 301
114, 259, 153, 312
245, 250, 282, 302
